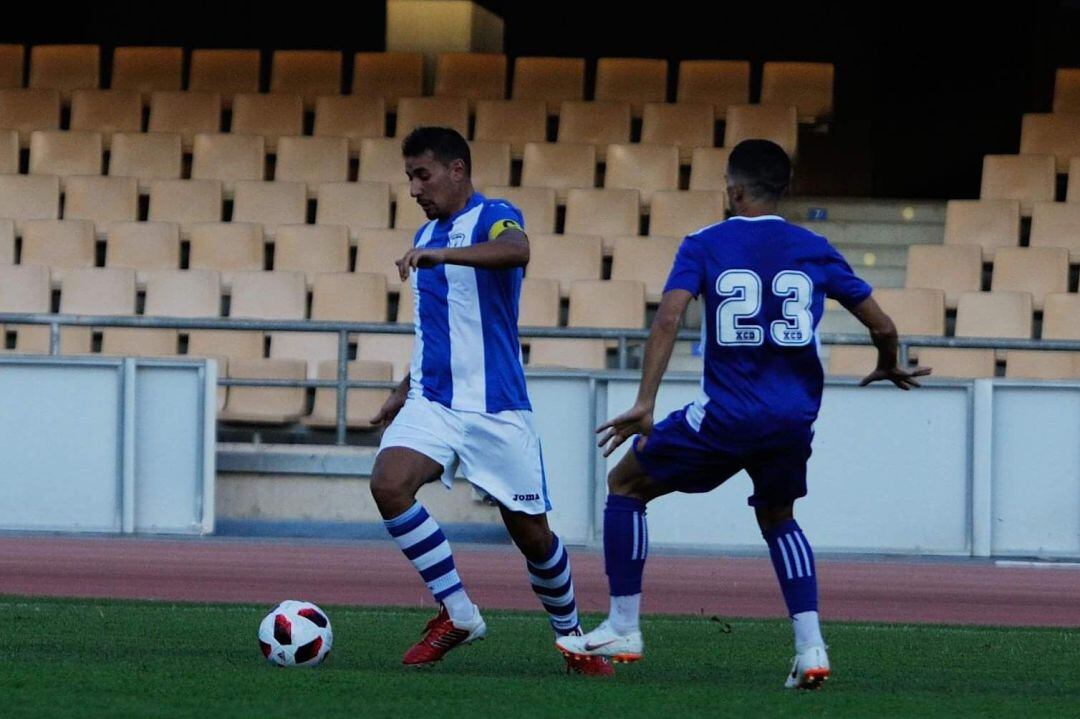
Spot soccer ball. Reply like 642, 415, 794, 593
258, 600, 333, 667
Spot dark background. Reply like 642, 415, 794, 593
5, 0, 1079, 199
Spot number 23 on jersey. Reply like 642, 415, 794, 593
715, 269, 814, 347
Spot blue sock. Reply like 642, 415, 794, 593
604, 494, 648, 596
384, 501, 464, 604
526, 533, 580, 635
763, 519, 818, 616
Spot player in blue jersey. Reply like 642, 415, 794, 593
368, 127, 611, 676
557, 139, 929, 688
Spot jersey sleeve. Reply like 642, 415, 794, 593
821, 242, 873, 310
663, 235, 707, 297
477, 200, 525, 244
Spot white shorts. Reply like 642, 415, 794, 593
378, 394, 551, 515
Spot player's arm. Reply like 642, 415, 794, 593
596, 288, 694, 457
848, 295, 931, 390
371, 373, 411, 425
396, 225, 529, 280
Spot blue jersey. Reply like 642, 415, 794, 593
407, 193, 531, 413
664, 215, 872, 447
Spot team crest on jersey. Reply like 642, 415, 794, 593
449, 232, 467, 247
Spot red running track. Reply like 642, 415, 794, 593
0, 535, 1077, 627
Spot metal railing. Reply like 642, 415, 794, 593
2, 312, 1079, 445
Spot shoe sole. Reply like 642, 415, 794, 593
795, 667, 830, 690
556, 644, 643, 665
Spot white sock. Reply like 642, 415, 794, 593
608, 594, 641, 635
443, 589, 477, 624
792, 611, 824, 652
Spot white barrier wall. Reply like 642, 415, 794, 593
0, 357, 217, 534
528, 374, 1080, 559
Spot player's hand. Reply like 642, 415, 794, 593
858, 365, 931, 390
596, 401, 654, 458
370, 389, 407, 426
396, 248, 446, 281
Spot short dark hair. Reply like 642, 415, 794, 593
726, 139, 791, 201
401, 126, 471, 175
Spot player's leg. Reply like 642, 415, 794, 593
372, 400, 485, 665
747, 441, 829, 689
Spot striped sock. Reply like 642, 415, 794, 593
526, 533, 580, 635
763, 519, 818, 616
384, 501, 467, 609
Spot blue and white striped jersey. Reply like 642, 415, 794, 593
406, 193, 531, 413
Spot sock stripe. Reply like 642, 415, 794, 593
527, 550, 569, 581
793, 531, 813, 577
412, 539, 453, 572
430, 572, 463, 600
531, 576, 573, 599
420, 555, 457, 584
632, 516, 641, 560
528, 561, 571, 589
402, 528, 446, 561
784, 534, 805, 578
394, 516, 441, 549
642, 515, 648, 560
776, 537, 794, 580
528, 536, 564, 571
384, 502, 427, 536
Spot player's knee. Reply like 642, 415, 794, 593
755, 504, 794, 531
369, 469, 409, 510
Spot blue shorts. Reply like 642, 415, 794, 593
632, 406, 813, 508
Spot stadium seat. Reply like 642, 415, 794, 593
1052, 67, 1080, 113
826, 345, 879, 377
914, 347, 997, 379
943, 199, 1021, 260
393, 183, 428, 231
351, 52, 423, 112
512, 57, 585, 115
231, 181, 307, 239
110, 47, 183, 98
1004, 350, 1080, 379
481, 186, 557, 234
0, 44, 23, 90
313, 95, 386, 156
135, 268, 224, 368
0, 174, 59, 232
468, 141, 512, 190
595, 58, 668, 118
29, 130, 103, 185
303, 359, 395, 429
356, 332, 413, 380
947, 289, 1034, 364
640, 103, 715, 163
980, 154, 1055, 216
557, 101, 632, 161
872, 287, 947, 337
268, 329, 339, 382
69, 90, 142, 149
724, 104, 799, 161
473, 99, 547, 158
315, 182, 392, 243
0, 218, 13, 264
359, 137, 407, 184
20, 219, 95, 284
273, 224, 350, 287
189, 49, 260, 107
604, 143, 680, 209
520, 142, 596, 202
274, 136, 349, 198
395, 96, 470, 139
188, 222, 265, 290
676, 60, 750, 119
1043, 293, 1080, 339
271, 50, 342, 109
519, 277, 561, 328
1019, 113, 1080, 174
1069, 157, 1080, 202
761, 62, 834, 124
0, 264, 51, 353
564, 188, 641, 252
355, 228, 412, 286
62, 176, 139, 239
29, 44, 99, 102
610, 235, 682, 302
313, 271, 389, 323
395, 280, 414, 323
649, 190, 724, 238
529, 279, 646, 369
105, 221, 181, 286
148, 179, 224, 238
688, 147, 732, 192
527, 233, 604, 297
147, 91, 222, 152
435, 52, 507, 108
0, 88, 60, 147
990, 247, 1069, 311
108, 132, 182, 193
191, 133, 266, 197
904, 244, 983, 310
218, 358, 307, 424
59, 267, 137, 355
1029, 201, 1080, 261
230, 93, 304, 152
0, 129, 17, 174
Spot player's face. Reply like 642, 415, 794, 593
405, 151, 468, 220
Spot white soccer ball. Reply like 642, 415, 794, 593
258, 600, 333, 667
